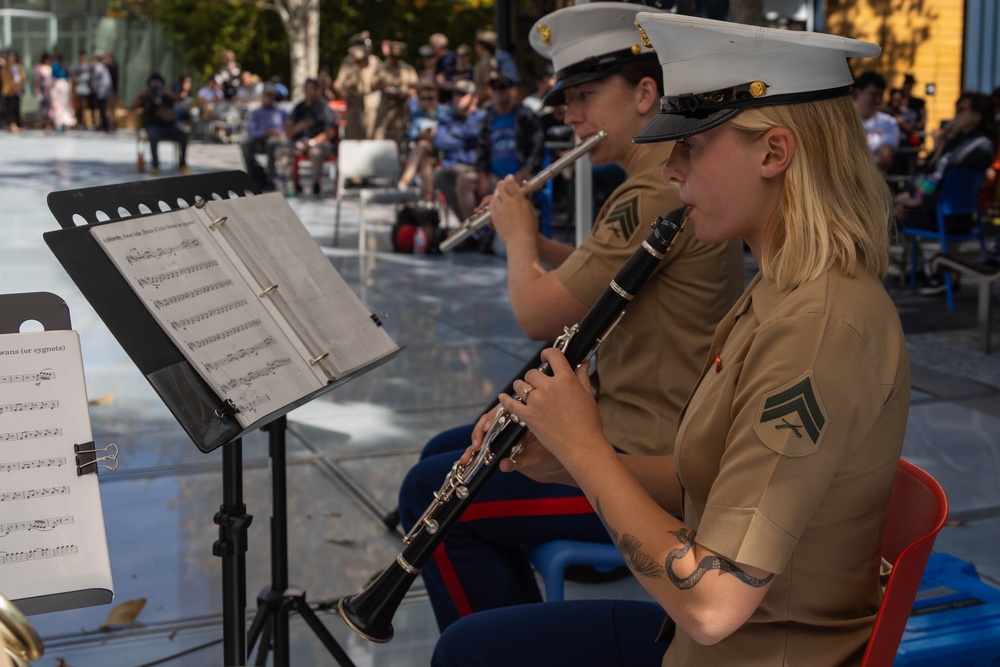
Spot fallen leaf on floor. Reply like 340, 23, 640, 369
88, 391, 115, 406
326, 538, 357, 547
99, 598, 147, 631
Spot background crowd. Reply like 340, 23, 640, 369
3, 29, 1000, 264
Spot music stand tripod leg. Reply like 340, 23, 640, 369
246, 416, 357, 667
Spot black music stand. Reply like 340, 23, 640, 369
44, 171, 391, 667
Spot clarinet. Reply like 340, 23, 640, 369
339, 209, 686, 642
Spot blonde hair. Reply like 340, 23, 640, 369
728, 96, 892, 290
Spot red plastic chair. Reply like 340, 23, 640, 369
860, 458, 949, 667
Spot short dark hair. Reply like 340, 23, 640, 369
616, 55, 664, 97
854, 70, 886, 92
304, 78, 320, 88
957, 90, 998, 146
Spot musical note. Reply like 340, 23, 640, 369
135, 259, 220, 289
187, 318, 264, 350
240, 394, 272, 413
0, 544, 79, 565
152, 279, 234, 310
0, 457, 66, 473
204, 336, 278, 373
0, 486, 70, 502
169, 298, 249, 331
220, 358, 293, 394
124, 237, 203, 265
0, 429, 63, 442
0, 400, 59, 415
0, 516, 74, 537
0, 370, 56, 386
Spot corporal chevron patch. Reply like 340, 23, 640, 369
752, 372, 827, 457
601, 195, 641, 245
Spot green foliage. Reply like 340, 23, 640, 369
319, 0, 494, 73
117, 0, 493, 85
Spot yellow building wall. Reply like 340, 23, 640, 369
826, 0, 965, 139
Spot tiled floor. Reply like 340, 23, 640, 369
1, 129, 999, 666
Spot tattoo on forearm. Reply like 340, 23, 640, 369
665, 528, 774, 589
594, 497, 665, 579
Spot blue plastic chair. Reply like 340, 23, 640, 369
528, 540, 626, 602
899, 167, 987, 310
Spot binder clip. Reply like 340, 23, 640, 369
75, 442, 119, 476
370, 311, 389, 327
214, 398, 240, 420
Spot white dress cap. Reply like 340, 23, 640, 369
632, 13, 881, 143
529, 2, 666, 105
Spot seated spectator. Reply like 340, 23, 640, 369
522, 65, 556, 116
280, 77, 337, 197
454, 43, 474, 83
453, 71, 543, 231
242, 82, 290, 192
473, 30, 522, 94
171, 74, 194, 125
896, 91, 997, 293
196, 77, 224, 119
853, 70, 899, 173
431, 33, 457, 103
131, 72, 189, 175
398, 81, 448, 200
234, 70, 262, 107
432, 79, 487, 220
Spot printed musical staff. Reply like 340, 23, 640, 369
169, 299, 249, 331
0, 516, 74, 537
0, 370, 55, 386
125, 238, 203, 265
135, 259, 219, 289
0, 544, 79, 565
0, 400, 59, 415
187, 318, 263, 350
204, 336, 278, 373
240, 394, 271, 413
152, 279, 234, 310
0, 457, 66, 473
0, 429, 62, 442
220, 358, 293, 394
0, 486, 70, 502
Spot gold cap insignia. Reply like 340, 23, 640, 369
634, 20, 653, 50
630, 44, 641, 56
537, 23, 551, 47
749, 81, 767, 98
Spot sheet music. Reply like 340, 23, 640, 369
203, 194, 398, 380
0, 330, 113, 605
89, 211, 326, 428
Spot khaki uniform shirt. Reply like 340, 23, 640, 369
555, 143, 745, 455
335, 58, 367, 140
372, 60, 419, 144
666, 269, 910, 666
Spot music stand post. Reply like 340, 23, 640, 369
43, 172, 373, 667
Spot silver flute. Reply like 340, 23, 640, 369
438, 130, 608, 253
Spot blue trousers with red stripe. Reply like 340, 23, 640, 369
432, 599, 669, 666
398, 424, 615, 631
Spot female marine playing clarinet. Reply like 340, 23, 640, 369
398, 3, 745, 633
434, 13, 908, 667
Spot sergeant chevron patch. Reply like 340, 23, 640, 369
603, 195, 641, 243
753, 372, 827, 456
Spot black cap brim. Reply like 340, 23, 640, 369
543, 67, 617, 106
544, 51, 658, 107
632, 108, 742, 143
